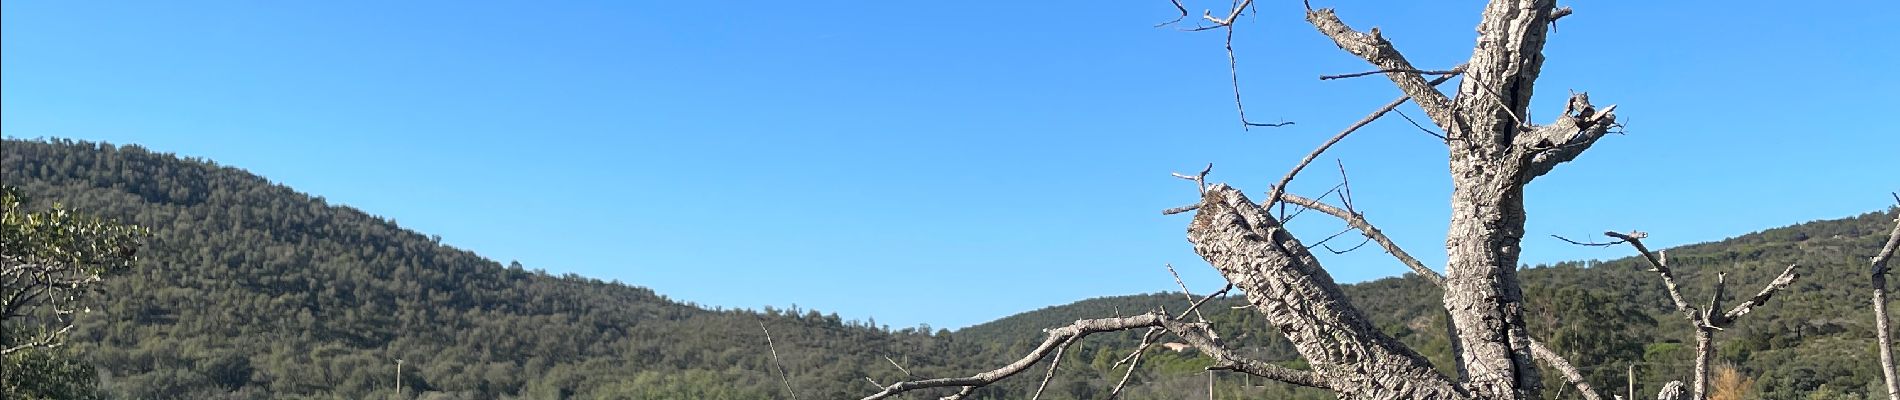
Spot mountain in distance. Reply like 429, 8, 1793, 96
3, 138, 1892, 399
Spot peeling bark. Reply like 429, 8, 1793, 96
1188, 185, 1465, 399
1441, 1, 1564, 396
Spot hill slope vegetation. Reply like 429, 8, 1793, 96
3, 139, 987, 399
4, 138, 1891, 399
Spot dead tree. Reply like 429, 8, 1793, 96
1600, 232, 1798, 400
1872, 205, 1900, 400
861, 1, 1805, 399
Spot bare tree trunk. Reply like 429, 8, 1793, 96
1880, 272, 1899, 400
1443, 173, 1539, 398
1873, 211, 1900, 400
1439, 2, 1562, 397
1691, 328, 1712, 400
1306, 2, 1569, 397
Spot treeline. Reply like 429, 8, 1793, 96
2, 138, 995, 399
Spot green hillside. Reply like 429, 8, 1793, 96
1, 138, 990, 399
3, 137, 1892, 399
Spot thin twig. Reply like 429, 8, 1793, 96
1322, 236, 1374, 254
1280, 181, 1347, 224
1308, 226, 1359, 250
1275, 192, 1441, 285
1334, 160, 1356, 213
1394, 109, 1449, 141
1550, 234, 1626, 247
1171, 163, 1215, 193
1108, 335, 1150, 398
1225, 26, 1292, 129
1177, 284, 1234, 321
1155, 0, 1190, 27
1200, 0, 1256, 26
1320, 67, 1461, 80
1166, 263, 1210, 322
1031, 337, 1075, 400
1261, 70, 1460, 211
760, 320, 801, 400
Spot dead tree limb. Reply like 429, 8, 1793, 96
1606, 231, 1801, 400
859, 312, 1322, 400
1872, 207, 1900, 400
1189, 185, 1462, 397
1305, 8, 1459, 128
1321, 67, 1462, 81
1275, 193, 1441, 286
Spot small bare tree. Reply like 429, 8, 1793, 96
858, 1, 1856, 400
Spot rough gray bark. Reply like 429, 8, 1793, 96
1277, 192, 1601, 400
1307, 2, 1611, 397
1441, 0, 1552, 393
1873, 210, 1900, 400
1657, 381, 1684, 400
1189, 185, 1466, 398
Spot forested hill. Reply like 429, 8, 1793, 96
1, 138, 990, 399
955, 208, 1898, 398
4, 138, 1893, 399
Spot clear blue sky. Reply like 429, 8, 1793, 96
5, 1, 1895, 330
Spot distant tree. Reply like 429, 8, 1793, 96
1, 185, 145, 354
2, 185, 145, 399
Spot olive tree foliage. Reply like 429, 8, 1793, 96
1, 185, 145, 356
859, 1, 1833, 400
